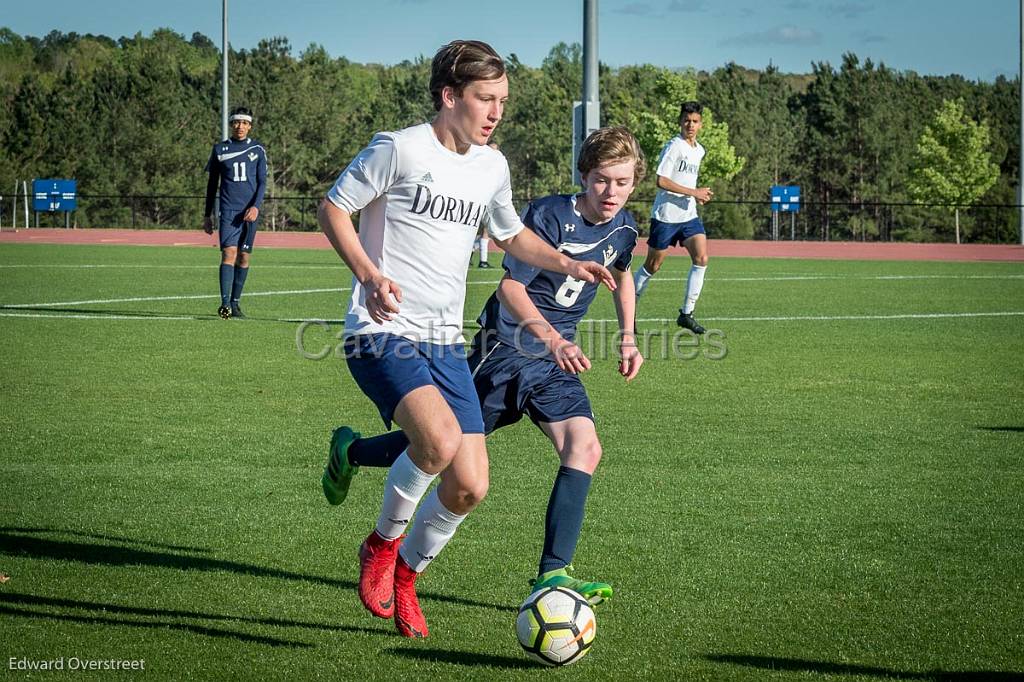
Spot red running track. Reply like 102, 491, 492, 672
2, 228, 1023, 262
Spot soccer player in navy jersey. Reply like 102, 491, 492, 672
317, 40, 614, 639
326, 126, 645, 607
203, 106, 268, 319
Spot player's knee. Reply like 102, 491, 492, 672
561, 438, 602, 474
418, 429, 462, 471
452, 476, 489, 511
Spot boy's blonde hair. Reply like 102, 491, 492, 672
576, 126, 646, 185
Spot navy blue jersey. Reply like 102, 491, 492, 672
478, 194, 638, 360
204, 137, 268, 217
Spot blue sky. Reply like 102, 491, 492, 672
4, 0, 1019, 81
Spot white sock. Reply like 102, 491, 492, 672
634, 266, 653, 298
478, 237, 489, 261
682, 265, 707, 314
400, 489, 467, 573
375, 451, 437, 540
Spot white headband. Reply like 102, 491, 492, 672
229, 114, 253, 123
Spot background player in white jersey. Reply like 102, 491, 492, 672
633, 101, 713, 334
202, 106, 267, 319
317, 40, 614, 639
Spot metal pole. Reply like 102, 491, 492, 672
582, 0, 600, 133
22, 181, 28, 228
221, 0, 229, 140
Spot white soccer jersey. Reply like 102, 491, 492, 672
327, 123, 523, 344
650, 136, 706, 224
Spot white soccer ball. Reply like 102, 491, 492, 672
515, 586, 596, 666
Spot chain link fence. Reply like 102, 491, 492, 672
6, 193, 1023, 244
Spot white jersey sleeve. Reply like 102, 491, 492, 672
484, 161, 523, 241
655, 139, 681, 179
326, 133, 398, 214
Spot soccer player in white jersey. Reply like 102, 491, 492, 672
633, 101, 714, 334
317, 40, 614, 639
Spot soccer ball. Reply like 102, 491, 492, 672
515, 586, 596, 666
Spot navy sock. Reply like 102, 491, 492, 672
348, 431, 410, 467
231, 266, 249, 304
539, 466, 592, 575
219, 264, 234, 307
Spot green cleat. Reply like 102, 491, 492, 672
322, 426, 360, 506
529, 566, 613, 606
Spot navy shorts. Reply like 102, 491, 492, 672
345, 333, 484, 434
219, 209, 258, 252
648, 217, 705, 250
468, 338, 593, 435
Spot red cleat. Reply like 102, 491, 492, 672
358, 531, 402, 618
393, 555, 429, 638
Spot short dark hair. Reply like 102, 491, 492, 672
429, 40, 506, 111
230, 106, 253, 118
577, 126, 646, 185
679, 101, 703, 120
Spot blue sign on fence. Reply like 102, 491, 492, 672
33, 179, 77, 212
770, 185, 800, 213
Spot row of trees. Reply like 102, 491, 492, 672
0, 28, 1018, 241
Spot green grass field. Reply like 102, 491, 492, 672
1, 242, 1022, 681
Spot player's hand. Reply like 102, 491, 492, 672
243, 207, 259, 222
363, 274, 402, 323
695, 187, 713, 205
618, 336, 643, 382
202, 216, 213, 235
567, 261, 616, 292
549, 338, 591, 375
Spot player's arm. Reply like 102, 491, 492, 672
495, 228, 616, 292
317, 200, 400, 323
203, 150, 218, 234
244, 149, 268, 222
611, 267, 643, 382
656, 175, 713, 204
496, 275, 590, 375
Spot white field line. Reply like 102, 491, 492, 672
4, 271, 1023, 309
0, 264, 350, 270
2, 287, 350, 309
2, 311, 1023, 324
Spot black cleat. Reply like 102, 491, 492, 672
477, 261, 491, 269
676, 311, 706, 334
218, 305, 231, 319
230, 304, 246, 319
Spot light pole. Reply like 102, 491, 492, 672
221, 0, 229, 140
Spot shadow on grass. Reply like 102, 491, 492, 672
0, 592, 382, 635
389, 646, 537, 669
2, 526, 211, 554
0, 305, 206, 319
0, 527, 507, 611
0, 605, 311, 648
978, 426, 1024, 433
706, 654, 1024, 681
